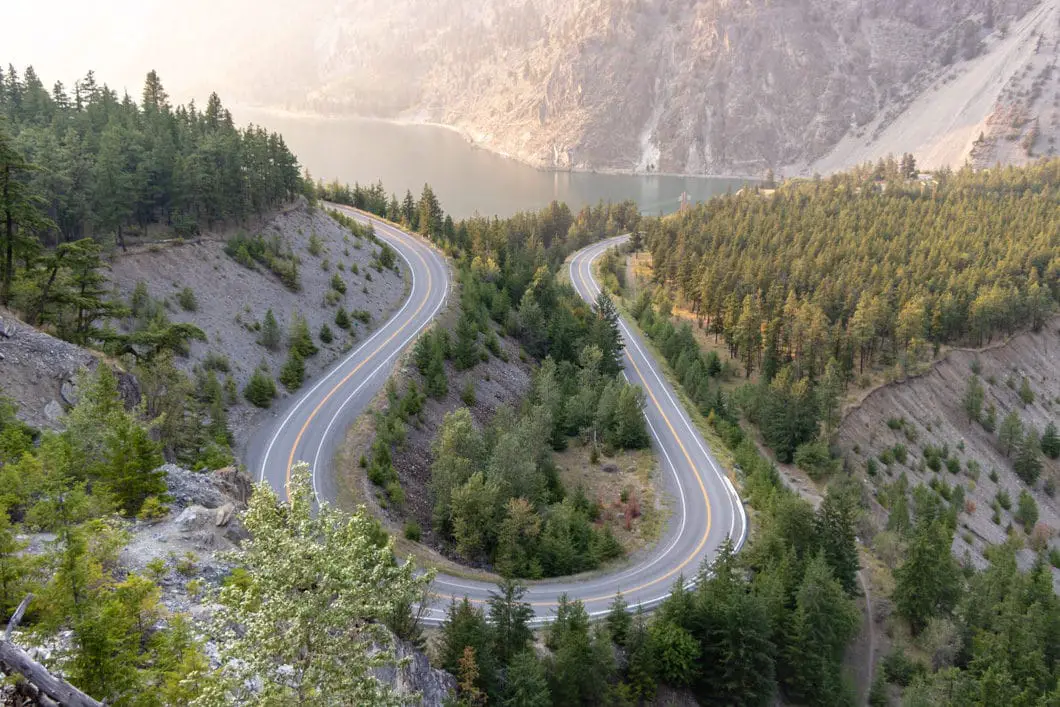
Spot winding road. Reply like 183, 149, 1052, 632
248, 212, 746, 624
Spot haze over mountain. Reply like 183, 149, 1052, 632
10, 0, 1060, 175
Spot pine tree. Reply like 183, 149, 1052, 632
894, 519, 961, 634
783, 552, 860, 702
334, 307, 350, 330
1041, 421, 1060, 459
0, 123, 50, 305
488, 579, 534, 666
1019, 377, 1035, 406
279, 349, 305, 391
1014, 429, 1042, 484
453, 313, 480, 370
502, 651, 551, 707
814, 484, 860, 595
592, 291, 624, 376
91, 121, 135, 251
605, 592, 632, 647
998, 411, 1023, 457
440, 597, 497, 697
259, 308, 282, 350
244, 365, 277, 408
962, 374, 985, 423
288, 312, 318, 358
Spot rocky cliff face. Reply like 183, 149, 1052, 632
293, 0, 1045, 175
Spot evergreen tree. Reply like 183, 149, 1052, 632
605, 592, 633, 647
1018, 376, 1035, 405
962, 374, 984, 423
453, 313, 480, 370
244, 365, 277, 408
288, 312, 318, 358
1014, 429, 1043, 484
488, 579, 534, 666
502, 651, 551, 707
894, 519, 961, 634
591, 291, 624, 376
814, 484, 860, 595
782, 552, 860, 703
0, 122, 50, 305
279, 349, 305, 391
1041, 421, 1060, 459
259, 308, 282, 350
998, 410, 1023, 457
440, 597, 497, 697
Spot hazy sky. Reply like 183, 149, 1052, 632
7, 0, 309, 105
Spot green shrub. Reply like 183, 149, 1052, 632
319, 324, 334, 344
177, 286, 198, 312
335, 308, 351, 330
996, 489, 1011, 510
137, 495, 170, 522
1015, 490, 1038, 528
403, 521, 422, 542
175, 551, 197, 577
881, 648, 923, 687
330, 272, 347, 294
203, 351, 231, 372
245, 366, 278, 408
308, 232, 323, 256
280, 350, 306, 391
460, 380, 476, 406
794, 440, 835, 479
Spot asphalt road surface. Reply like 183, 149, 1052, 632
248, 215, 746, 624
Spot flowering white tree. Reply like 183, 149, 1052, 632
194, 463, 431, 706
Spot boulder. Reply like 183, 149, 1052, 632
214, 503, 236, 527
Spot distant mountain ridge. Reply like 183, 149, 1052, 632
237, 0, 1059, 176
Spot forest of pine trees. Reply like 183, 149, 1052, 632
0, 64, 304, 253
647, 158, 1058, 377
351, 186, 648, 576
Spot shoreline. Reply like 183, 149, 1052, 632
231, 103, 759, 182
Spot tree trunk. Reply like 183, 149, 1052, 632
1, 595, 103, 707
117, 223, 126, 252
2, 164, 13, 306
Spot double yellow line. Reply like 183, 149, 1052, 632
280, 231, 716, 610
283, 217, 433, 492
554, 247, 713, 605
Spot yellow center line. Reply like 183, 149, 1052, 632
284, 219, 432, 493
542, 253, 712, 604
429, 248, 715, 608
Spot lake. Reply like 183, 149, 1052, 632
235, 108, 747, 219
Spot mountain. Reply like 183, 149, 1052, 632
259, 0, 1053, 176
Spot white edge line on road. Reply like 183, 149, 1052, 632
259, 209, 419, 486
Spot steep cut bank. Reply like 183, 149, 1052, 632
106, 203, 406, 446
838, 319, 1059, 587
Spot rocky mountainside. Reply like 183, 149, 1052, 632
837, 319, 1059, 591
277, 0, 1051, 175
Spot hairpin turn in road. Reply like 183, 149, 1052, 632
246, 213, 746, 624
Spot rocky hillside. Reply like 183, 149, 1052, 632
8, 464, 455, 705
106, 203, 406, 447
0, 310, 140, 430
838, 319, 1059, 589
265, 0, 1049, 175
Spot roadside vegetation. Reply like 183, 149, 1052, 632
594, 156, 1060, 706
